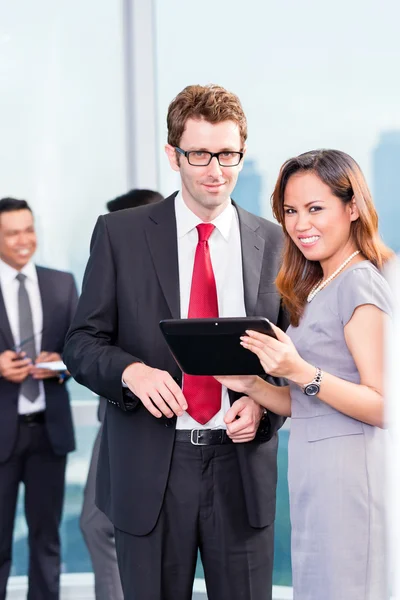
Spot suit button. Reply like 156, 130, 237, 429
164, 419, 173, 428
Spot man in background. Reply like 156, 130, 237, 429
79, 188, 163, 600
0, 197, 78, 600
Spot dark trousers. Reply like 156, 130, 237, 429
0, 421, 66, 600
115, 441, 274, 600
80, 424, 123, 600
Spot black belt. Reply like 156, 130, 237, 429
18, 410, 46, 425
175, 428, 233, 446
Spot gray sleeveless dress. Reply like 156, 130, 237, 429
286, 261, 392, 600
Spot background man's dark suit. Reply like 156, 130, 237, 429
64, 193, 286, 541
0, 266, 77, 599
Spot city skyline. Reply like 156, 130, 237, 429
373, 130, 400, 252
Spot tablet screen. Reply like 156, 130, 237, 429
159, 317, 276, 375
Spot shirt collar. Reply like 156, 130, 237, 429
0, 259, 38, 284
174, 191, 234, 241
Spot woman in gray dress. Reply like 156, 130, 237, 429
217, 149, 394, 600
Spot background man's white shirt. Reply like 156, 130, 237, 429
0, 259, 45, 414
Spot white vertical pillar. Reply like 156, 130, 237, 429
122, 0, 159, 190
387, 256, 400, 599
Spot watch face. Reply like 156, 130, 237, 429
304, 383, 320, 396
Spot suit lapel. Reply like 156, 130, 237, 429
144, 194, 180, 319
235, 203, 265, 316
0, 287, 14, 349
36, 267, 52, 352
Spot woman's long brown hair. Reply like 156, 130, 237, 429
271, 149, 394, 326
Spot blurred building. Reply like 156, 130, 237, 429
233, 159, 263, 216
373, 131, 400, 252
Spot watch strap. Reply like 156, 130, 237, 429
302, 367, 323, 392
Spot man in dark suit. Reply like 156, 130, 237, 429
0, 197, 78, 600
64, 84, 286, 600
79, 188, 163, 600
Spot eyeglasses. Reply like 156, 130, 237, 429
175, 147, 244, 167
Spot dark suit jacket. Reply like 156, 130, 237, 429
0, 266, 78, 463
64, 194, 287, 536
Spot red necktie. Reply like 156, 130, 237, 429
184, 223, 222, 424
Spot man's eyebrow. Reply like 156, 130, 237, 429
185, 147, 210, 151
6, 227, 33, 234
185, 147, 238, 152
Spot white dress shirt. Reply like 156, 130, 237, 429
175, 191, 246, 430
0, 259, 45, 414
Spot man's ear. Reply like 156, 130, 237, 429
165, 144, 180, 173
349, 197, 360, 222
237, 143, 247, 173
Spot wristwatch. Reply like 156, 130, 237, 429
301, 367, 323, 396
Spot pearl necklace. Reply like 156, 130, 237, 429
307, 250, 360, 302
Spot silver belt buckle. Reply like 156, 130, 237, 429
190, 429, 207, 445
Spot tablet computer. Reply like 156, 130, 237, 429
159, 316, 276, 376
